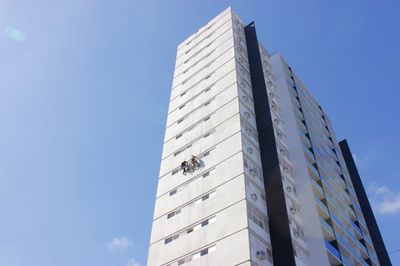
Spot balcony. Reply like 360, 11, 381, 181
297, 119, 308, 134
351, 221, 363, 238
320, 176, 337, 198
343, 226, 369, 258
320, 217, 335, 241
341, 255, 354, 266
307, 161, 320, 180
322, 179, 355, 218
336, 235, 365, 264
325, 240, 342, 266
303, 143, 316, 164
329, 211, 345, 229
330, 213, 369, 260
315, 197, 330, 219
342, 190, 351, 205
310, 178, 325, 199
364, 234, 374, 247
300, 133, 312, 148
356, 239, 369, 259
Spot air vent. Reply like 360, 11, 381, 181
256, 250, 267, 260
249, 167, 258, 177
251, 193, 258, 201
246, 147, 253, 155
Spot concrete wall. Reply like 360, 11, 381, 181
148, 7, 272, 266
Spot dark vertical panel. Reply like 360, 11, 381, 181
244, 22, 296, 266
339, 139, 392, 266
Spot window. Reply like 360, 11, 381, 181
203, 132, 210, 138
204, 116, 211, 121
172, 169, 179, 175
193, 224, 201, 231
201, 220, 209, 227
167, 209, 181, 219
169, 189, 177, 196
179, 104, 185, 110
182, 51, 212, 74
193, 198, 202, 205
171, 245, 216, 264
191, 252, 200, 260
200, 249, 208, 256
209, 216, 216, 223
180, 91, 186, 97
208, 245, 216, 253
204, 101, 210, 106
204, 86, 212, 92
193, 191, 215, 205
176, 133, 183, 139
177, 118, 184, 124
202, 151, 210, 157
165, 217, 215, 245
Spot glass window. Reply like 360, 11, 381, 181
201, 220, 209, 227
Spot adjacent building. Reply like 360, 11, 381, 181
147, 7, 391, 266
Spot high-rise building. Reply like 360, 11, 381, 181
148, 7, 391, 266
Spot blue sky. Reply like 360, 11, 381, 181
1, 1, 399, 265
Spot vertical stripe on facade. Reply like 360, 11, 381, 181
245, 22, 296, 266
339, 139, 392, 266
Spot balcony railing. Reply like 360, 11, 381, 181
325, 240, 341, 262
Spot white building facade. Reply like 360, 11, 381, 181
148, 7, 390, 266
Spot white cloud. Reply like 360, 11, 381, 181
352, 149, 377, 171
368, 183, 400, 215
5, 26, 26, 42
126, 259, 141, 266
106, 236, 132, 251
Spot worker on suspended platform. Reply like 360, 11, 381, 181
191, 155, 200, 170
181, 160, 189, 175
